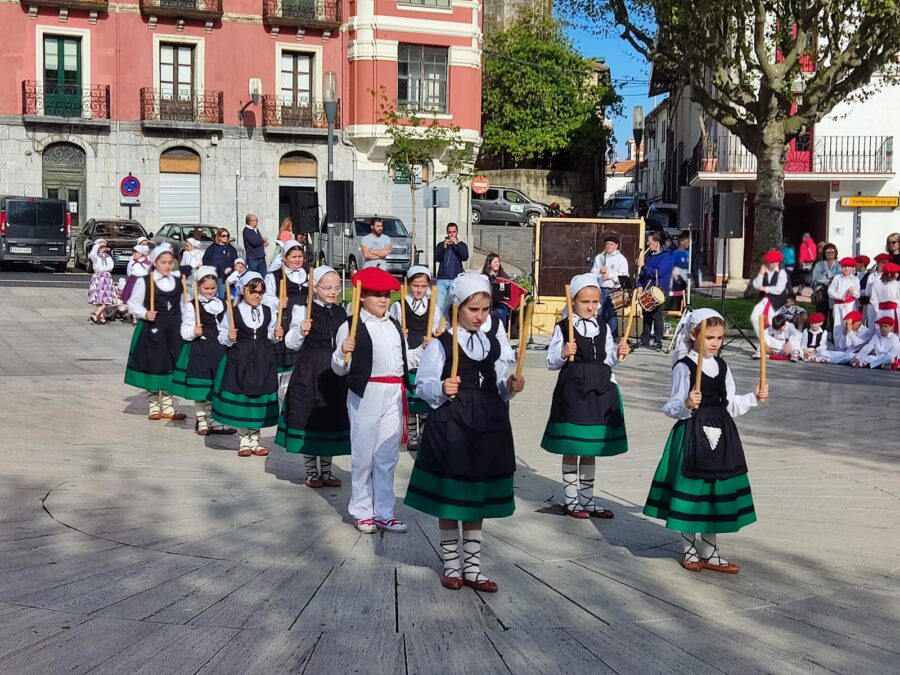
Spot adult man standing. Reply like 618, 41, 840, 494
360, 217, 393, 269
590, 235, 629, 337
242, 213, 268, 276
434, 222, 469, 315
638, 233, 674, 349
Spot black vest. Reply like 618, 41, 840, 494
556, 318, 607, 364
346, 315, 410, 397
234, 303, 271, 341
272, 268, 308, 328
143, 276, 183, 318
763, 270, 788, 309
437, 331, 499, 392
678, 356, 728, 408
304, 302, 346, 351
806, 330, 825, 349
197, 301, 222, 338
404, 300, 430, 348
859, 272, 872, 305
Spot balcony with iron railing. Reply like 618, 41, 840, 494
139, 88, 223, 129
261, 95, 337, 136
139, 0, 222, 22
19, 0, 108, 16
262, 0, 341, 30
692, 135, 894, 182
21, 80, 111, 128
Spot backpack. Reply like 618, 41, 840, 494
781, 245, 797, 266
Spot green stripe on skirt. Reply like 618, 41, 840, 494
169, 343, 214, 401
210, 362, 279, 429
123, 322, 174, 391
275, 421, 351, 456
404, 466, 515, 521
642, 420, 757, 534
406, 370, 430, 417
541, 421, 629, 456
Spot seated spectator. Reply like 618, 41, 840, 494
765, 314, 802, 361
482, 253, 512, 328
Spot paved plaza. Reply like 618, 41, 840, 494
1, 282, 899, 674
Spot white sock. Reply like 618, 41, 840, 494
578, 462, 596, 511
698, 533, 728, 565
303, 455, 319, 478
462, 530, 488, 583
440, 525, 461, 579
681, 532, 699, 563
147, 391, 160, 414
194, 400, 208, 418
562, 462, 579, 512
160, 392, 175, 415
319, 456, 333, 479
238, 428, 252, 450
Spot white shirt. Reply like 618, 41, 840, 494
217, 299, 280, 347
752, 267, 788, 295
285, 299, 341, 351
127, 257, 150, 277
264, 267, 309, 306
801, 328, 829, 355
331, 308, 406, 377
126, 271, 180, 320
388, 295, 444, 369
415, 327, 515, 408
838, 325, 872, 352
856, 332, 900, 358
663, 352, 758, 420
765, 323, 801, 350
828, 274, 860, 302
546, 318, 617, 379
591, 250, 629, 288
90, 251, 114, 273
181, 249, 204, 271
871, 279, 900, 308
180, 296, 224, 341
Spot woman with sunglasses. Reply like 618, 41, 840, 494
812, 243, 841, 329
886, 233, 900, 265
202, 228, 239, 299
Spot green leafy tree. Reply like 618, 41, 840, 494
482, 11, 619, 165
561, 0, 900, 259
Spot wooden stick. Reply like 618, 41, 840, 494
182, 276, 189, 304
424, 284, 437, 344
344, 280, 362, 364
515, 302, 533, 378
437, 317, 446, 334
693, 320, 707, 392
149, 274, 155, 313
276, 268, 286, 328
450, 304, 460, 378
564, 284, 575, 362
401, 281, 408, 332
193, 279, 200, 328
226, 281, 235, 327
305, 261, 316, 335
518, 300, 525, 348
759, 315, 768, 388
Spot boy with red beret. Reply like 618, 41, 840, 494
856, 255, 874, 326
332, 267, 412, 534
828, 257, 861, 344
852, 317, 900, 369
819, 310, 870, 364
872, 262, 900, 335
751, 249, 789, 357
867, 254, 891, 327
800, 312, 829, 362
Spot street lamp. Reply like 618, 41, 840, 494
632, 105, 644, 217
323, 71, 338, 181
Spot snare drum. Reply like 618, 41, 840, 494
609, 289, 629, 311
638, 287, 666, 312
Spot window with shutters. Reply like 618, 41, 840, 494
397, 44, 448, 113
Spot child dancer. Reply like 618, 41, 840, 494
750, 249, 788, 354
212, 272, 282, 457
819, 311, 870, 364
765, 314, 802, 361
170, 266, 235, 436
644, 308, 768, 574
180, 237, 204, 278
541, 273, 630, 518
866, 254, 889, 327
389, 265, 441, 451
265, 241, 309, 398
851, 317, 900, 369
856, 255, 874, 325
332, 267, 411, 534
405, 273, 525, 592
87, 239, 117, 325
829, 257, 861, 345
277, 265, 349, 488
799, 312, 829, 362
872, 262, 900, 334
124, 243, 187, 421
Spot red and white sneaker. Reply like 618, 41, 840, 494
355, 518, 377, 534
374, 517, 408, 534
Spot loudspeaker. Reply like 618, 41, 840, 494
678, 187, 702, 230
718, 193, 744, 239
326, 180, 354, 225
289, 190, 319, 234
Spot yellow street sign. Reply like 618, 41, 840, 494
839, 196, 899, 208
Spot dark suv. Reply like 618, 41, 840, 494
0, 196, 71, 271
471, 187, 549, 227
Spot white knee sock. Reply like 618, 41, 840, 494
462, 530, 488, 583
237, 428, 253, 450
698, 533, 728, 565
440, 525, 461, 579
562, 462, 579, 512
160, 392, 175, 415
578, 462, 596, 511
681, 532, 699, 563
147, 391, 160, 415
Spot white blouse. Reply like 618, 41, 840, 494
871, 279, 900, 307
180, 249, 204, 271
90, 252, 114, 273
801, 328, 829, 355
546, 318, 617, 373
828, 274, 860, 302
285, 299, 342, 351
217, 298, 280, 346
663, 352, 758, 420
180, 297, 224, 341
127, 258, 150, 277
752, 268, 788, 295
264, 267, 309, 306
331, 308, 407, 378
126, 271, 180, 320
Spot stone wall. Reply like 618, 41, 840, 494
480, 168, 596, 212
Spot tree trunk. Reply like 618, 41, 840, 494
753, 122, 788, 263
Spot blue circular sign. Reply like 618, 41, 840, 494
120, 175, 141, 197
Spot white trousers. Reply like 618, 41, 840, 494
864, 302, 877, 329
767, 334, 801, 356
856, 353, 894, 369
749, 298, 772, 339
347, 382, 403, 521
831, 301, 857, 345
820, 349, 855, 365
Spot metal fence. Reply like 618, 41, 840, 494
262, 0, 341, 23
22, 81, 111, 119
139, 88, 224, 124
261, 95, 337, 128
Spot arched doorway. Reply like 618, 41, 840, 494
159, 147, 201, 225
42, 142, 86, 234
279, 151, 317, 233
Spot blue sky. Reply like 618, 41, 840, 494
566, 27, 657, 160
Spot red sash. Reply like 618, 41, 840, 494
369, 376, 410, 444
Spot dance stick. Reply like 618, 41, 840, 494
564, 284, 575, 362
515, 302, 533, 378
424, 284, 437, 344
305, 262, 316, 335
437, 317, 446, 334
344, 280, 362, 364
450, 303, 460, 378
226, 281, 235, 327
401, 281, 408, 333
693, 320, 707, 392
182, 276, 189, 304
759, 315, 768, 389
149, 273, 155, 313
276, 268, 286, 328
193, 279, 200, 328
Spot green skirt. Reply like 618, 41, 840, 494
643, 420, 757, 534
275, 424, 351, 456
406, 370, 430, 417
123, 321, 177, 392
210, 360, 279, 430
169, 343, 215, 402
540, 379, 628, 457
404, 466, 515, 521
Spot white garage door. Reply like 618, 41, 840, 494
159, 172, 200, 224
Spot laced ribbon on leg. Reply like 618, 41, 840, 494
562, 462, 580, 512
440, 533, 462, 580
578, 462, 596, 512
698, 534, 728, 566
319, 456, 333, 480
303, 455, 319, 479
462, 534, 489, 584
681, 533, 700, 564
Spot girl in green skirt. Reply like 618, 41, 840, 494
643, 309, 768, 574
541, 273, 630, 519
405, 274, 525, 593
211, 272, 283, 457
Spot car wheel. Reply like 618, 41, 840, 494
525, 212, 540, 227
471, 209, 481, 225
348, 256, 358, 276
54, 261, 68, 273
85, 256, 93, 274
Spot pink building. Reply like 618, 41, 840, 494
0, 0, 482, 254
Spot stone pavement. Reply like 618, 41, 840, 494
1, 284, 899, 674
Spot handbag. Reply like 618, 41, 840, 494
811, 285, 827, 306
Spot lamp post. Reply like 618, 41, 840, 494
323, 71, 338, 275
632, 105, 644, 218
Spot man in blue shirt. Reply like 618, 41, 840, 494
360, 217, 393, 269
242, 213, 268, 276
638, 233, 675, 349
433, 222, 469, 315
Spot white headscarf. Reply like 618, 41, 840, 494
451, 273, 491, 305
671, 308, 724, 365
185, 237, 201, 248
89, 239, 108, 259
570, 273, 600, 299
193, 265, 217, 281
406, 265, 431, 280
235, 271, 263, 293
312, 265, 337, 285
133, 244, 149, 255
149, 242, 174, 266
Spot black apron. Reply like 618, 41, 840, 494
403, 299, 429, 349
186, 301, 226, 380
220, 304, 278, 396
129, 276, 183, 376
272, 268, 308, 371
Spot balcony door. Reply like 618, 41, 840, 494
160, 44, 194, 121
786, 101, 813, 173
43, 37, 81, 117
279, 52, 313, 126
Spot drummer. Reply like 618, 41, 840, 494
638, 234, 675, 350
591, 235, 629, 338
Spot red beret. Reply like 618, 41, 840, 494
855, 255, 870, 265
808, 312, 826, 324
875, 316, 897, 327
351, 266, 400, 293
844, 310, 863, 323
874, 253, 891, 262
762, 250, 783, 263
883, 262, 900, 274
839, 257, 857, 267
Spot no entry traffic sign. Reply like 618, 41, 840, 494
120, 174, 141, 197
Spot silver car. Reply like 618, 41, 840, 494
323, 215, 413, 277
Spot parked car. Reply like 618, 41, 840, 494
150, 224, 236, 258
645, 202, 681, 235
0, 196, 71, 272
471, 187, 550, 227
74, 218, 148, 272
597, 195, 648, 219
321, 215, 413, 277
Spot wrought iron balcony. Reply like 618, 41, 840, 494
19, 0, 108, 12
139, 0, 222, 21
262, 0, 341, 29
21, 80, 111, 123
261, 95, 337, 135
140, 88, 223, 127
